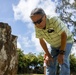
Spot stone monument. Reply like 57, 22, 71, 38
0, 22, 18, 75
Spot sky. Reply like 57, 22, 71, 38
0, 0, 76, 55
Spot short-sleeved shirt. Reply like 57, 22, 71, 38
35, 16, 74, 47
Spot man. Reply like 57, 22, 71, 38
30, 8, 74, 75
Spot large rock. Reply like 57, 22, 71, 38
0, 22, 18, 75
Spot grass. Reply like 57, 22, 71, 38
17, 74, 44, 75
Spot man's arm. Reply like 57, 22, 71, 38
58, 31, 67, 64
39, 38, 52, 58
60, 31, 67, 51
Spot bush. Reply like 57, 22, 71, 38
70, 54, 76, 73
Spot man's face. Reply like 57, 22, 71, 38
31, 14, 46, 29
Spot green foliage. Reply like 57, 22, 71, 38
25, 52, 38, 67
17, 49, 76, 74
17, 49, 44, 74
17, 48, 27, 74
56, 0, 76, 41
70, 54, 76, 72
17, 49, 26, 68
37, 52, 44, 66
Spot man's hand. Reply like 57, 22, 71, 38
45, 55, 53, 66
57, 54, 64, 64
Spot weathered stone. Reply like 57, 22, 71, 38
0, 22, 18, 75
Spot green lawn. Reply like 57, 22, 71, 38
17, 74, 44, 75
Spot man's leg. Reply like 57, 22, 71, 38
46, 47, 58, 75
60, 43, 73, 75
44, 66, 46, 75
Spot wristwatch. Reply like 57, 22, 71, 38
59, 50, 65, 55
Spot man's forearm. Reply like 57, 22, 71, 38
39, 38, 51, 57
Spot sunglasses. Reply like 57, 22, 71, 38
33, 16, 43, 25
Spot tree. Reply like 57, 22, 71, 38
55, 0, 76, 41
36, 52, 44, 74
37, 52, 44, 66
17, 48, 26, 74
25, 52, 38, 68
17, 48, 76, 74
70, 54, 76, 74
